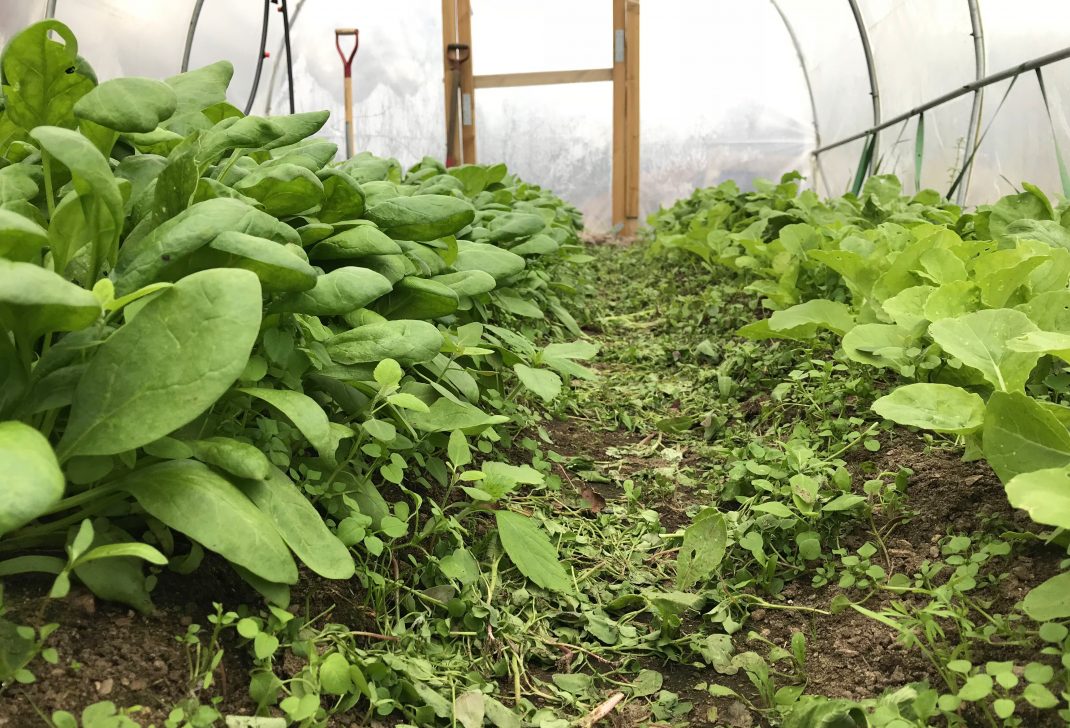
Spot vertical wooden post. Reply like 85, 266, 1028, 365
441, 0, 460, 163
623, 0, 640, 235
611, 0, 626, 229
457, 0, 477, 164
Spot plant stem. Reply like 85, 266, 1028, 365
0, 496, 124, 552
735, 595, 831, 616
214, 149, 243, 183
42, 482, 124, 517
42, 151, 56, 220
825, 422, 878, 461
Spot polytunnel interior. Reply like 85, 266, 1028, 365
2, 0, 1070, 226
5, 3, 1070, 726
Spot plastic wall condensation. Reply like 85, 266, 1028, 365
782, 0, 1070, 204
2, 0, 1070, 229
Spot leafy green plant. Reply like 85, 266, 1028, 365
51, 702, 143, 728
0, 584, 58, 689
649, 171, 1070, 630
0, 19, 592, 621
813, 541, 886, 591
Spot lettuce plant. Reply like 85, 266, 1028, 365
651, 173, 1070, 619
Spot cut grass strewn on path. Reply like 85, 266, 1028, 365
3, 239, 1065, 727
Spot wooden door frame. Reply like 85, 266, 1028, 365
441, 0, 640, 232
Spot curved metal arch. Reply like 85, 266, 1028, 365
769, 0, 830, 196
847, 0, 880, 175
181, 0, 206, 73
264, 0, 307, 114
180, 0, 297, 115
959, 0, 986, 205
278, 0, 295, 114
244, 0, 272, 114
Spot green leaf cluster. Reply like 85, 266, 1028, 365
650, 172, 1070, 623
0, 21, 588, 616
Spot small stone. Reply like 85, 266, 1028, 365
724, 700, 753, 727
97, 678, 113, 695
750, 609, 766, 622
70, 590, 96, 615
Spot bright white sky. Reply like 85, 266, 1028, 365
2, 0, 1070, 225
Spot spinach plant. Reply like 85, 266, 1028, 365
0, 20, 591, 617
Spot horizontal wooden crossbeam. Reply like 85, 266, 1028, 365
473, 68, 613, 89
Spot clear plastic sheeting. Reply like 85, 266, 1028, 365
983, 1, 1070, 69
471, 1, 613, 224
0, 2, 47, 46
964, 68, 1070, 206
3, 1, 1070, 229
472, 3, 610, 75
864, 1, 975, 122
776, 0, 872, 148
777, 0, 1070, 202
819, 139, 869, 199
473, 0, 812, 227
871, 95, 973, 197
53, 1, 190, 80
260, 3, 444, 162
638, 1, 811, 220
39, 0, 445, 165
477, 83, 614, 225
185, 0, 277, 110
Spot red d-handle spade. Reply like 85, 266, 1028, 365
335, 28, 359, 158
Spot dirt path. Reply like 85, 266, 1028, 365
2, 241, 1066, 728
538, 242, 1066, 726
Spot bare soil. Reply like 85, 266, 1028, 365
2, 418, 1062, 728
2, 559, 259, 727
541, 421, 1066, 727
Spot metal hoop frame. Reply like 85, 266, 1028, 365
40, 1, 1070, 205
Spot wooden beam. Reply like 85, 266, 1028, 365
457, 0, 477, 164
473, 68, 613, 90
441, 0, 459, 163
611, 0, 626, 229
623, 0, 640, 235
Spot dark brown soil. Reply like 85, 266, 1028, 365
544, 420, 1066, 727
1, 557, 382, 728
1, 559, 260, 727
580, 232, 639, 247
727, 432, 1066, 727
1, 394, 1064, 725
541, 417, 640, 460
